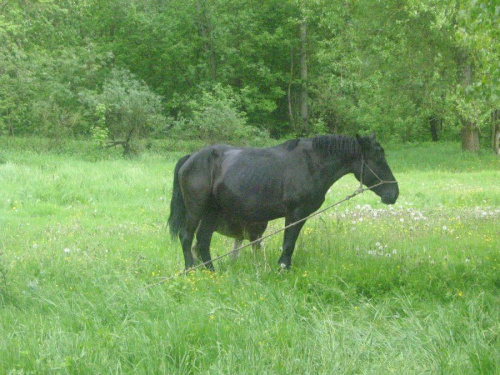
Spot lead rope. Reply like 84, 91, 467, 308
143, 160, 396, 289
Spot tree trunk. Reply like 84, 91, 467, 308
492, 110, 500, 155
429, 115, 440, 142
461, 123, 479, 152
196, 0, 217, 81
460, 62, 479, 151
287, 48, 295, 128
299, 19, 308, 135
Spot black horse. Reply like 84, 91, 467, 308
168, 133, 399, 271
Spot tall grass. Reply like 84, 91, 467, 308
0, 138, 498, 374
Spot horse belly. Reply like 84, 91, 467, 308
215, 181, 286, 222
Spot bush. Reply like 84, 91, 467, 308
175, 84, 269, 145
80, 68, 167, 155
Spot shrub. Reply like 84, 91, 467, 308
80, 68, 167, 155
177, 84, 269, 144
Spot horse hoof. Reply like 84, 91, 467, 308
278, 263, 290, 272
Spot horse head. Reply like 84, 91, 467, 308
354, 133, 399, 205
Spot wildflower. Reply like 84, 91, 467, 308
63, 248, 71, 253
442, 226, 448, 231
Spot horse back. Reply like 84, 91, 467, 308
212, 143, 320, 221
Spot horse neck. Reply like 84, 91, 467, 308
310, 148, 356, 191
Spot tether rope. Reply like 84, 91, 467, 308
143, 160, 397, 289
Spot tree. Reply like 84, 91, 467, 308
492, 110, 500, 154
80, 68, 167, 156
1, 0, 498, 147
406, 0, 500, 151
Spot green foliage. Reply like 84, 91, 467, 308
0, 0, 498, 147
176, 84, 268, 144
82, 68, 167, 143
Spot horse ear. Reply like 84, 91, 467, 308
355, 134, 370, 155
356, 133, 367, 148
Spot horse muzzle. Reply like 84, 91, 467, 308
381, 185, 399, 205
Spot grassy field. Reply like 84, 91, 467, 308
0, 139, 499, 374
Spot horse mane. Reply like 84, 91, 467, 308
311, 134, 361, 160
283, 138, 301, 151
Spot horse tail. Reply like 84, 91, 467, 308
168, 154, 191, 239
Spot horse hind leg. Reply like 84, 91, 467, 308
195, 214, 217, 271
191, 240, 201, 262
231, 239, 243, 259
249, 222, 267, 253
180, 215, 199, 270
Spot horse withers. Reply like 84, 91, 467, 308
168, 133, 398, 271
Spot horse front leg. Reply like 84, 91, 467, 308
278, 218, 306, 270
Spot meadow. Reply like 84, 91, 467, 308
0, 138, 499, 374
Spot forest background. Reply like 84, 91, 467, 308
0, 0, 499, 153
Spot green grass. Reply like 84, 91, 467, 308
0, 139, 499, 374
